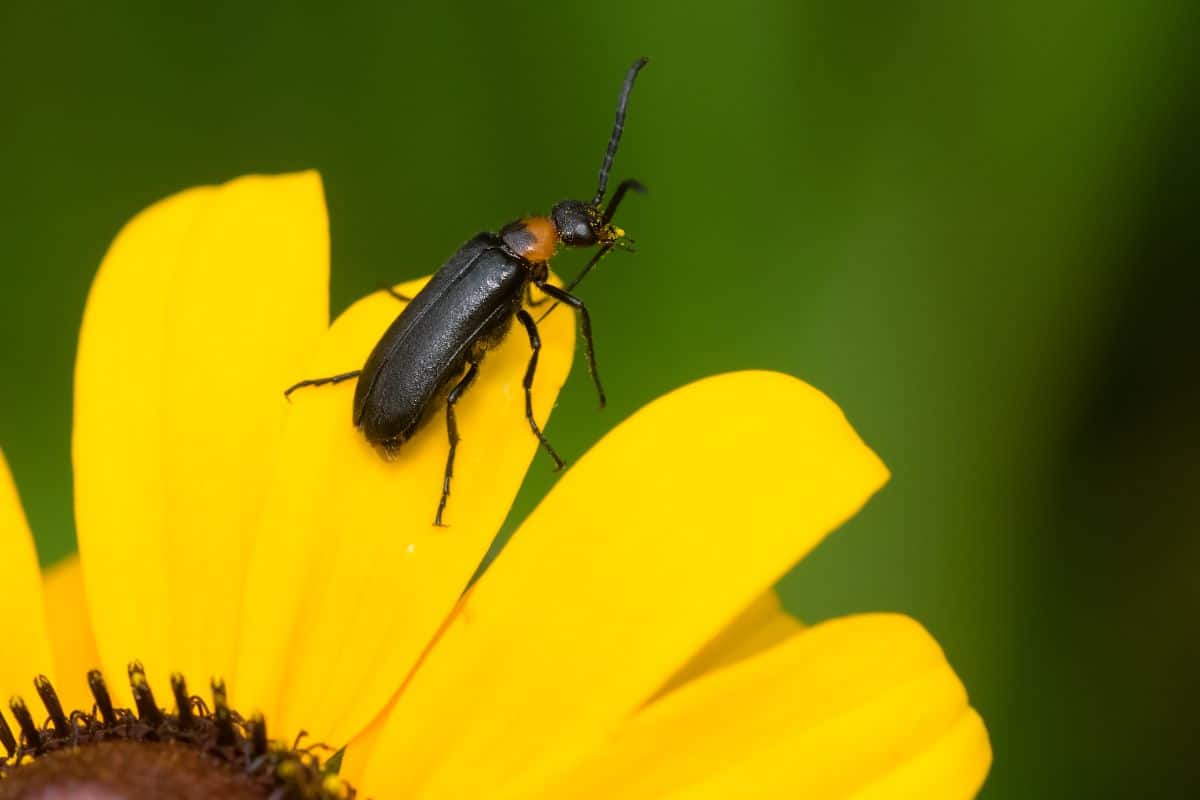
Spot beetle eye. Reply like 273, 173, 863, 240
566, 220, 595, 246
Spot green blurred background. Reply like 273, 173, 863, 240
2, 2, 1197, 796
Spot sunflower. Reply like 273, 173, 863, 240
0, 172, 991, 798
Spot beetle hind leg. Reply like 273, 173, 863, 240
435, 359, 481, 527
283, 370, 362, 400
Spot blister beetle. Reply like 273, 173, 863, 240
285, 57, 648, 525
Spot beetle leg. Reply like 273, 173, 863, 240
436, 359, 480, 527
382, 287, 412, 302
525, 284, 551, 307
283, 370, 361, 400
516, 309, 566, 471
536, 283, 606, 408
534, 243, 615, 325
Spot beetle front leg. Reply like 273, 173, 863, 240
525, 285, 551, 307
536, 282, 606, 408
436, 359, 480, 527
516, 309, 566, 471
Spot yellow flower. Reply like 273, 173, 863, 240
0, 172, 991, 798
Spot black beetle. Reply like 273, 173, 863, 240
285, 57, 648, 525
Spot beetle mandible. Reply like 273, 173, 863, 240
285, 57, 649, 526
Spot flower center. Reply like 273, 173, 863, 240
0, 665, 353, 799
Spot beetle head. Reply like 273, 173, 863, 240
551, 200, 605, 248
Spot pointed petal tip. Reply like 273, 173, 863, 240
74, 169, 332, 708
352, 368, 896, 797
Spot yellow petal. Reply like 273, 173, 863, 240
74, 185, 207, 702
41, 554, 102, 713
232, 269, 575, 746
356, 371, 890, 798
340, 709, 387, 790
0, 449, 56, 705
73, 173, 328, 702
514, 614, 987, 800
160, 172, 329, 687
849, 709, 991, 800
344, 589, 803, 789
655, 589, 803, 701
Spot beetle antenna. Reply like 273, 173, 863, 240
602, 178, 647, 225
593, 57, 649, 207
